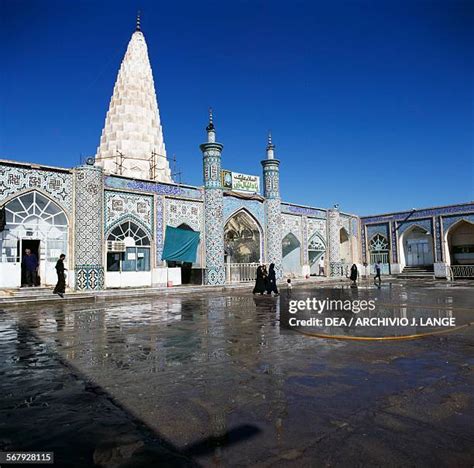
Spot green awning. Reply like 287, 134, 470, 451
162, 226, 200, 263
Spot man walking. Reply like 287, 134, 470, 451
374, 262, 382, 285
22, 249, 38, 287
53, 254, 67, 298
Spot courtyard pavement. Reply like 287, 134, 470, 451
1, 279, 473, 467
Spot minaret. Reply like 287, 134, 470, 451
200, 109, 225, 285
95, 15, 173, 183
262, 132, 282, 278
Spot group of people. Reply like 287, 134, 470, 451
350, 262, 382, 285
253, 263, 279, 296
21, 249, 67, 298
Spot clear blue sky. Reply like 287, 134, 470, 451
1, 0, 473, 215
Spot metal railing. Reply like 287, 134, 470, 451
448, 265, 474, 279
226, 262, 259, 283
330, 262, 351, 277
370, 252, 389, 265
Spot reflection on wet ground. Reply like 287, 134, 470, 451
280, 281, 474, 337
1, 279, 474, 467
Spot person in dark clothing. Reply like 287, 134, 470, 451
261, 265, 269, 291
266, 263, 279, 296
350, 264, 358, 285
22, 249, 38, 287
53, 254, 67, 298
253, 265, 266, 295
374, 262, 382, 285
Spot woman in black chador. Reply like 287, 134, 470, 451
53, 254, 67, 298
350, 263, 358, 285
253, 265, 266, 295
266, 263, 279, 296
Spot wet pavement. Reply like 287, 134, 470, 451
1, 279, 474, 467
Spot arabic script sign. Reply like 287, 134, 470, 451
222, 170, 260, 193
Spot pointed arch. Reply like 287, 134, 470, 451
444, 217, 474, 237
401, 223, 430, 236
308, 232, 326, 274
1, 188, 70, 225
369, 233, 389, 251
445, 218, 474, 266
282, 232, 301, 275
399, 223, 434, 268
308, 232, 326, 251
106, 213, 152, 241
177, 223, 194, 231
224, 208, 262, 263
224, 207, 264, 237
3, 191, 69, 232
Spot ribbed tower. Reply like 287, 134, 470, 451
95, 17, 172, 182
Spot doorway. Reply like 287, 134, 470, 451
406, 239, 430, 266
402, 225, 434, 268
19, 239, 40, 286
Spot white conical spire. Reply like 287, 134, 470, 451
95, 24, 173, 183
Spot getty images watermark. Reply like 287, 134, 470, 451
287, 297, 378, 328
281, 292, 458, 334
289, 298, 376, 314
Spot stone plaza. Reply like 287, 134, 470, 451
1, 279, 473, 466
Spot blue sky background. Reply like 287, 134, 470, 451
1, 0, 473, 215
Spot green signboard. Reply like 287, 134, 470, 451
222, 170, 260, 193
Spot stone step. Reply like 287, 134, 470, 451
6, 288, 67, 297
402, 268, 434, 273
402, 266, 434, 270
0, 288, 78, 300
397, 273, 435, 279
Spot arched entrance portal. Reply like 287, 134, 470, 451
282, 233, 301, 276
402, 225, 434, 267
447, 220, 474, 265
308, 234, 325, 275
0, 191, 69, 287
224, 211, 261, 264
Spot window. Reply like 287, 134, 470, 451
369, 233, 389, 252
308, 234, 325, 266
1, 192, 68, 263
108, 221, 150, 246
106, 221, 151, 272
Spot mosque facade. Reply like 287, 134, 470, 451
1, 24, 473, 290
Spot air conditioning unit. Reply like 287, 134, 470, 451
107, 241, 126, 252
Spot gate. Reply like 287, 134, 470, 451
369, 233, 390, 274
369, 251, 390, 274
226, 263, 259, 283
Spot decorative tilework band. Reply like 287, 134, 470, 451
74, 165, 104, 290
